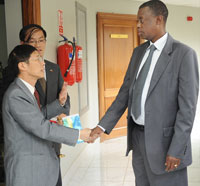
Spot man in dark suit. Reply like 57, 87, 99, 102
19, 24, 69, 186
90, 1, 199, 186
2, 44, 91, 186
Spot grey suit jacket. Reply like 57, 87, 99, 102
98, 34, 199, 175
2, 78, 79, 186
36, 60, 70, 155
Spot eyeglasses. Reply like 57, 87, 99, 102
24, 56, 44, 64
27, 38, 46, 45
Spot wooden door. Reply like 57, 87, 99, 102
21, 0, 41, 26
97, 12, 139, 142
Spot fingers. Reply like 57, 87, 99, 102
79, 126, 104, 143
87, 126, 104, 143
80, 128, 92, 142
59, 82, 68, 106
165, 155, 181, 172
87, 133, 100, 143
56, 113, 67, 125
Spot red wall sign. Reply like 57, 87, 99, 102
58, 10, 63, 35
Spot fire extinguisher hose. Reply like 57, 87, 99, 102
59, 35, 76, 78
64, 40, 76, 77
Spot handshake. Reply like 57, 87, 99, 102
79, 126, 104, 143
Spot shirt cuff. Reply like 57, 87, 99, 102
97, 125, 106, 132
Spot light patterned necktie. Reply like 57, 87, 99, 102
132, 44, 156, 119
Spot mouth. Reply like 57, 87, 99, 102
137, 30, 143, 36
37, 49, 43, 54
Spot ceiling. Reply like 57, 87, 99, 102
130, 0, 200, 7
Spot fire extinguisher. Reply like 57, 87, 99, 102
57, 36, 76, 86
75, 45, 82, 83
57, 35, 82, 85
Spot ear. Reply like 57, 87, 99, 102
18, 62, 28, 72
156, 15, 163, 25
20, 41, 25, 45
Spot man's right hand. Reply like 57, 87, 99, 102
80, 128, 91, 142
87, 126, 104, 143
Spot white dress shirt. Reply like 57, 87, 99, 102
132, 33, 168, 125
19, 78, 35, 95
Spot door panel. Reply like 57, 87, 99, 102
97, 12, 139, 142
104, 26, 133, 88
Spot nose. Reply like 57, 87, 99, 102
137, 21, 141, 28
41, 60, 45, 66
34, 42, 40, 48
41, 61, 45, 70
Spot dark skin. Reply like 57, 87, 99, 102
89, 7, 181, 172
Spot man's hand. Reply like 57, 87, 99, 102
165, 155, 181, 172
80, 128, 92, 142
59, 82, 68, 106
56, 113, 67, 125
87, 126, 104, 143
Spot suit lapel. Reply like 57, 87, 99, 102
45, 61, 55, 103
147, 34, 173, 97
15, 78, 36, 104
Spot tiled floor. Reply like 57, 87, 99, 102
67, 127, 200, 186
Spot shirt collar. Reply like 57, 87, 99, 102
149, 32, 168, 51
19, 78, 35, 95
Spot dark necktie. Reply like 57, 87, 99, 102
34, 89, 41, 109
132, 44, 156, 119
39, 78, 46, 94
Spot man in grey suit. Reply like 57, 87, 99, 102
2, 44, 91, 186
19, 24, 70, 186
90, 1, 199, 186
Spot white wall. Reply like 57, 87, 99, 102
40, 0, 98, 177
167, 4, 200, 56
4, 0, 22, 55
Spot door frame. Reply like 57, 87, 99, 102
21, 0, 41, 26
97, 12, 140, 142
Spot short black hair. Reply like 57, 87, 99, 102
139, 0, 168, 23
19, 24, 47, 42
7, 44, 37, 78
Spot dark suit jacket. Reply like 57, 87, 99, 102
98, 34, 199, 175
35, 60, 70, 155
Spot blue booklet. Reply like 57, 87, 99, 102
62, 114, 83, 144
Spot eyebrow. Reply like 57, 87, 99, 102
29, 36, 45, 40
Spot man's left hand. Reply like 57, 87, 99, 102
165, 155, 181, 172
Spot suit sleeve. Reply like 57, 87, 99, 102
9, 93, 78, 146
57, 65, 71, 115
167, 48, 199, 158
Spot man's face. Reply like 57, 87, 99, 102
25, 51, 45, 80
137, 7, 158, 42
26, 30, 46, 58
